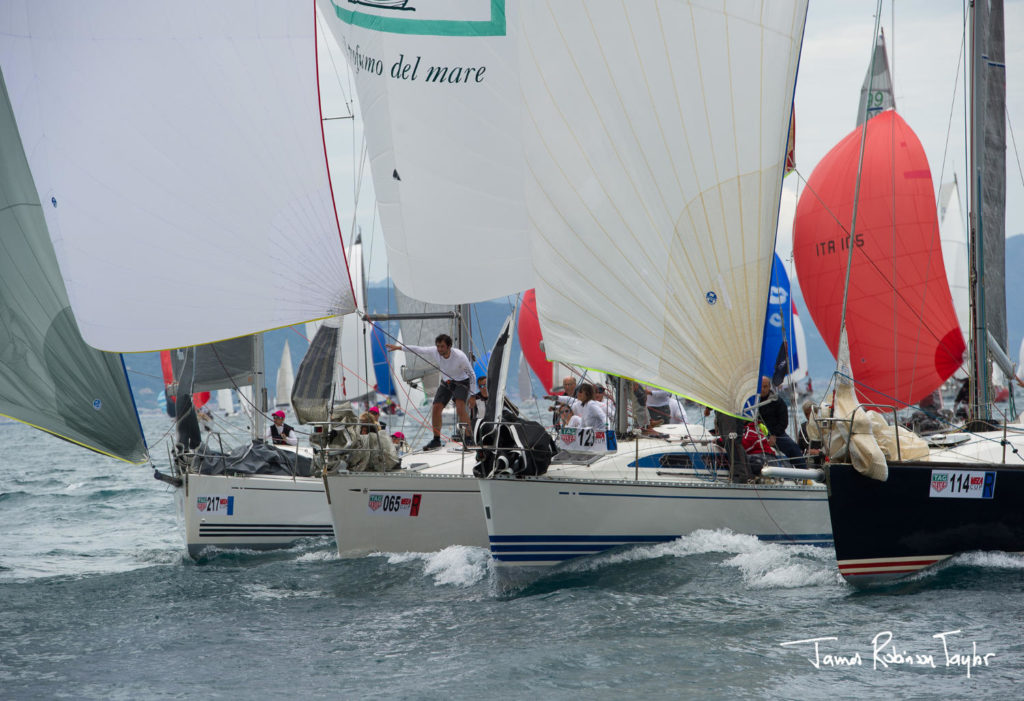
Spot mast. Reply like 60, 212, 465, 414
967, 0, 1007, 426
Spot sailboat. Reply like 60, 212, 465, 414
1, 2, 358, 557
319, 0, 831, 569
275, 340, 295, 412
815, 1, 1024, 586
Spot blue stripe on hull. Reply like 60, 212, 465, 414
489, 533, 834, 563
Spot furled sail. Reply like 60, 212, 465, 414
339, 237, 375, 400
0, 68, 147, 464
316, 0, 533, 304
0, 1, 355, 351
792, 110, 965, 407
856, 30, 896, 125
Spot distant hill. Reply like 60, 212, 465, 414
128, 235, 1023, 411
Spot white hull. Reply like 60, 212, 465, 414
325, 428, 738, 558
325, 447, 485, 556
478, 470, 831, 569
176, 471, 332, 558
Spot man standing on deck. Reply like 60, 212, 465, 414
757, 376, 805, 468
386, 334, 477, 450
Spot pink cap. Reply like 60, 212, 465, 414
272, 410, 285, 418
368, 406, 380, 414
392, 431, 405, 440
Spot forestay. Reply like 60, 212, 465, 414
0, 1, 355, 351
0, 69, 147, 464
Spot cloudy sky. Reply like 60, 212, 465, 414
317, 1, 1024, 284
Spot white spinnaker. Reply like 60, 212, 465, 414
0, 2, 354, 351
938, 178, 970, 378
523, 1, 807, 415
316, 0, 533, 304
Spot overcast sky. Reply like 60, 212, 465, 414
317, 0, 1024, 285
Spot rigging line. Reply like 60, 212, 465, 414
934, 19, 967, 203
315, 9, 354, 119
1006, 105, 1024, 191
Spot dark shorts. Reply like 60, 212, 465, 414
648, 404, 670, 423
433, 379, 470, 406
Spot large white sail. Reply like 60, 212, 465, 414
523, 1, 807, 415
322, 0, 806, 415
0, 2, 355, 351
316, 0, 533, 304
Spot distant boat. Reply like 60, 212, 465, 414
275, 340, 294, 411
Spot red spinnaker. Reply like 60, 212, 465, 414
517, 289, 553, 393
793, 110, 964, 407
159, 349, 209, 409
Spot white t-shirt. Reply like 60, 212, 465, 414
581, 401, 608, 430
647, 388, 671, 409
669, 397, 688, 424
566, 415, 582, 429
406, 344, 478, 393
555, 394, 583, 416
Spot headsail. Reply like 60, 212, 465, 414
517, 289, 552, 395
317, 0, 533, 304
523, 2, 807, 415
0, 2, 355, 351
0, 69, 147, 464
793, 111, 965, 407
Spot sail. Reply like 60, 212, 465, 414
371, 324, 396, 397
792, 111, 965, 407
758, 254, 798, 387
339, 237, 375, 400
787, 305, 809, 384
517, 289, 553, 395
524, 1, 807, 415
275, 340, 295, 411
0, 68, 147, 464
292, 320, 340, 424
171, 338, 258, 395
392, 285, 457, 383
856, 30, 896, 125
316, 0, 533, 304
517, 353, 535, 402
215, 388, 234, 416
0, 2, 355, 352
938, 177, 970, 378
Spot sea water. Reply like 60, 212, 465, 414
2, 412, 1023, 699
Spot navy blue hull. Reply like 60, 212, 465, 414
826, 461, 1024, 585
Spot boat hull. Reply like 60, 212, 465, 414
177, 472, 333, 558
826, 461, 1024, 586
325, 470, 488, 556
479, 475, 831, 568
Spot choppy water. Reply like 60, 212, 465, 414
2, 413, 1023, 699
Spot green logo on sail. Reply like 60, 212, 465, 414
329, 0, 506, 37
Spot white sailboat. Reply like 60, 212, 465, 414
1, 2, 357, 558
318, 0, 829, 568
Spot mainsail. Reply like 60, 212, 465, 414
856, 30, 896, 125
0, 68, 147, 464
321, 0, 807, 416
0, 1, 356, 352
793, 110, 965, 406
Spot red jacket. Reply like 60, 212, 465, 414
742, 422, 774, 456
